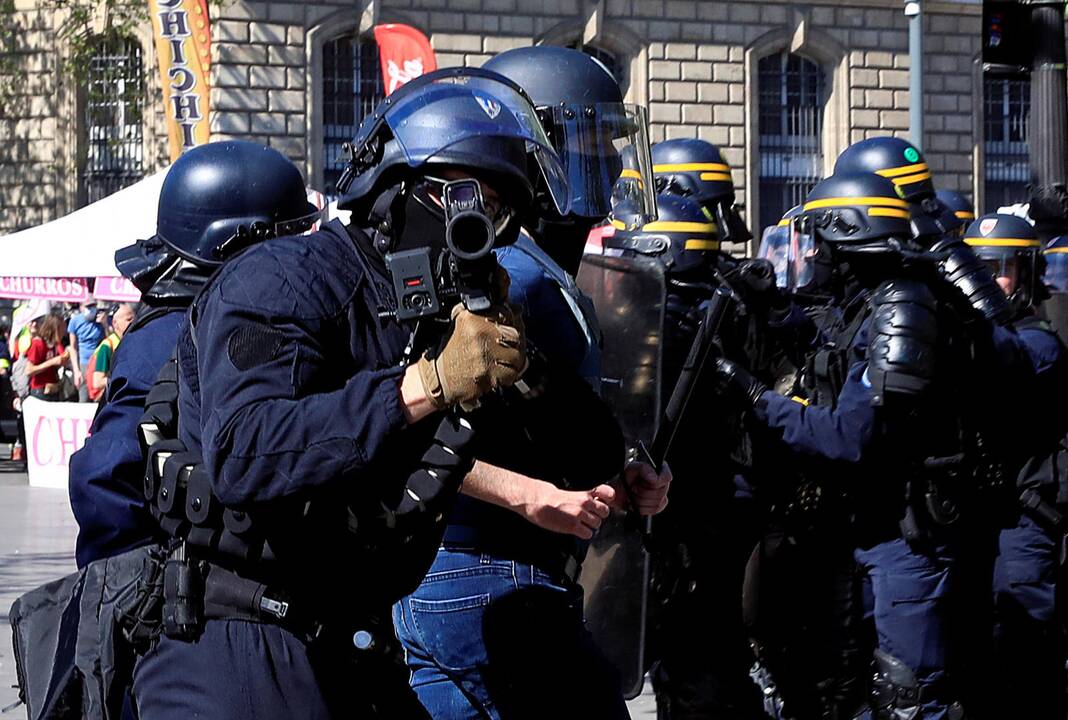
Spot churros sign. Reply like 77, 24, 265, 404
148, 0, 212, 160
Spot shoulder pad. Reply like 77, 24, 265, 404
866, 279, 938, 404
935, 241, 1014, 326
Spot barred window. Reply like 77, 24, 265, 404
322, 34, 385, 196
757, 52, 825, 232
81, 37, 144, 206
984, 74, 1031, 209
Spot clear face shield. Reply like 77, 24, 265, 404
1044, 248, 1068, 293
545, 102, 656, 226
756, 220, 815, 293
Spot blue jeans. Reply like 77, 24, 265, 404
855, 537, 958, 719
393, 547, 631, 720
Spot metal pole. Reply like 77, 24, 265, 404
1027, 1, 1068, 242
906, 0, 924, 149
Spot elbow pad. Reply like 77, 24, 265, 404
932, 239, 1013, 326
866, 279, 938, 404
380, 413, 476, 537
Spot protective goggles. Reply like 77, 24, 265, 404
757, 219, 815, 292
419, 175, 516, 236
543, 102, 657, 225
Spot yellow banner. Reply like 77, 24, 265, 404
147, 0, 212, 161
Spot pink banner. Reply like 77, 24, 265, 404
0, 277, 91, 302
21, 396, 98, 489
93, 276, 142, 302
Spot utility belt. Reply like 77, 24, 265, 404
126, 541, 398, 663
440, 524, 583, 584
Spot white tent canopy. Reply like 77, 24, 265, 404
0, 168, 345, 279
0, 170, 169, 278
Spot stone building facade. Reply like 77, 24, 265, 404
0, 0, 1027, 249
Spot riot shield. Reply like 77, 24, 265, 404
576, 253, 665, 699
1042, 292, 1068, 346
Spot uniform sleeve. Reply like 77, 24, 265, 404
756, 361, 876, 463
192, 269, 409, 507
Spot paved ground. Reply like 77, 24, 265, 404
0, 462, 658, 716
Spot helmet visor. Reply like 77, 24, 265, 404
382, 74, 570, 215
758, 220, 815, 292
547, 103, 656, 225
973, 246, 1019, 295
1045, 248, 1068, 292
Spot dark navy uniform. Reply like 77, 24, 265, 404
69, 309, 182, 567
132, 220, 432, 719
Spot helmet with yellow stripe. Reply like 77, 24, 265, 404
935, 190, 976, 230
1043, 235, 1068, 293
798, 172, 913, 248
604, 193, 721, 276
651, 138, 752, 245
834, 137, 963, 239
964, 213, 1044, 310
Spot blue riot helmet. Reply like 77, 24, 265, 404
652, 138, 752, 245
756, 204, 803, 290
834, 136, 962, 239
935, 190, 975, 236
964, 213, 1044, 311
337, 67, 568, 235
154, 141, 318, 267
604, 193, 721, 278
791, 172, 915, 296
482, 46, 656, 226
115, 141, 319, 303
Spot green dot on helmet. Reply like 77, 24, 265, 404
904, 147, 920, 163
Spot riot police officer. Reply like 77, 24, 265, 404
963, 214, 1068, 719
605, 192, 769, 719
68, 141, 319, 568
713, 172, 1032, 719
652, 137, 753, 247
935, 190, 976, 236
131, 69, 549, 719
834, 136, 963, 241
391, 48, 672, 719
1044, 235, 1068, 344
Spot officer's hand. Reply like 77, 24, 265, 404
713, 357, 768, 406
618, 461, 671, 516
733, 259, 786, 311
417, 303, 527, 410
522, 483, 615, 539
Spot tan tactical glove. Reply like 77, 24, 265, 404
417, 303, 527, 410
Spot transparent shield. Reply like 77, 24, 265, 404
575, 253, 665, 700
549, 103, 656, 225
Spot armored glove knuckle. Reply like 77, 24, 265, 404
866, 280, 938, 403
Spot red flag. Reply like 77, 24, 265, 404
373, 24, 437, 96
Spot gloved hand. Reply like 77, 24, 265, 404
417, 303, 527, 409
732, 259, 787, 312
713, 357, 768, 406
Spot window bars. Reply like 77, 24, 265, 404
322, 34, 385, 197
983, 74, 1031, 209
757, 51, 826, 232
82, 36, 144, 206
